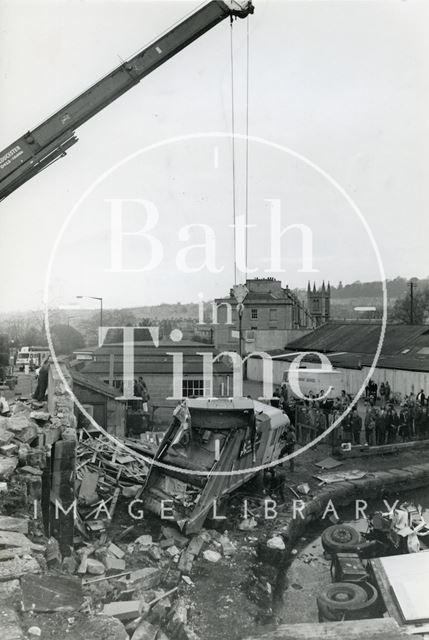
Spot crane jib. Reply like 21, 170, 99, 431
0, 0, 254, 201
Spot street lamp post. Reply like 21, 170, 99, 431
76, 296, 103, 331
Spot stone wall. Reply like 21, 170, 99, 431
47, 363, 76, 431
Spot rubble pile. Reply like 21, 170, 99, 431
76, 432, 150, 536
42, 524, 242, 639
0, 400, 50, 512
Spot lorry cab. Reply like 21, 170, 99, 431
142, 397, 289, 534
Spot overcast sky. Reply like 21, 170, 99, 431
1, 0, 428, 312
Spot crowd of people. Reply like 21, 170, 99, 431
360, 383, 429, 445
270, 380, 429, 448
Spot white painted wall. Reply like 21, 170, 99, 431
247, 356, 429, 399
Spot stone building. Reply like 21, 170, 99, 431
211, 278, 330, 353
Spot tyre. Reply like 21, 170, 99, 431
317, 582, 367, 621
317, 581, 379, 622
321, 524, 361, 554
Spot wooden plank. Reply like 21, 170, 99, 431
337, 439, 429, 459
109, 488, 120, 519
242, 618, 413, 640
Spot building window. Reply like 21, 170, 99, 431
269, 308, 277, 322
182, 379, 206, 397
251, 308, 258, 319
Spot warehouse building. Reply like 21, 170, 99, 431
246, 322, 429, 400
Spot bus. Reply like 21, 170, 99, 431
16, 346, 50, 371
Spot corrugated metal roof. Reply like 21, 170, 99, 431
286, 322, 429, 356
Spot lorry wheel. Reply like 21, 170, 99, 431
321, 524, 361, 554
354, 581, 379, 618
317, 581, 379, 621
317, 582, 367, 621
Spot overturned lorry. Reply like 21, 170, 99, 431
142, 397, 289, 534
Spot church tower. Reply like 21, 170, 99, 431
307, 281, 331, 326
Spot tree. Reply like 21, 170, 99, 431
0, 335, 9, 378
390, 288, 429, 324
50, 324, 85, 355
22, 327, 47, 347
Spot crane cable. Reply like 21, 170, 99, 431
230, 17, 238, 286
230, 17, 251, 286
245, 17, 250, 282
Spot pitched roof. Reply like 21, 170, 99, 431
286, 322, 429, 356
70, 368, 121, 398
82, 358, 231, 376
272, 322, 429, 373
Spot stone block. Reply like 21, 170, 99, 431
0, 444, 18, 457
0, 556, 40, 582
69, 617, 128, 640
0, 516, 29, 534
108, 543, 125, 559
161, 526, 188, 548
0, 606, 24, 640
86, 558, 106, 576
0, 429, 14, 447
103, 600, 141, 621
0, 457, 18, 480
105, 556, 126, 572
129, 567, 162, 589
0, 580, 22, 604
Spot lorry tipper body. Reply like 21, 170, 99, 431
141, 397, 289, 534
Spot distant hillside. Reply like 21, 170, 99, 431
124, 302, 201, 320
330, 277, 429, 300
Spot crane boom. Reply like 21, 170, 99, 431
0, 0, 253, 201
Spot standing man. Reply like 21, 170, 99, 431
385, 381, 391, 404
351, 408, 362, 445
279, 424, 297, 472
416, 389, 426, 407
380, 382, 386, 406
271, 387, 281, 409
364, 406, 376, 446
375, 407, 386, 445
137, 377, 150, 413
385, 406, 396, 443
32, 357, 50, 402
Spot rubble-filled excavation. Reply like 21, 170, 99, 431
0, 364, 297, 640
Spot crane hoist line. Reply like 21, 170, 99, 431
0, 0, 254, 202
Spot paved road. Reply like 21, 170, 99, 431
14, 372, 35, 398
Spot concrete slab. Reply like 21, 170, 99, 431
21, 574, 83, 612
